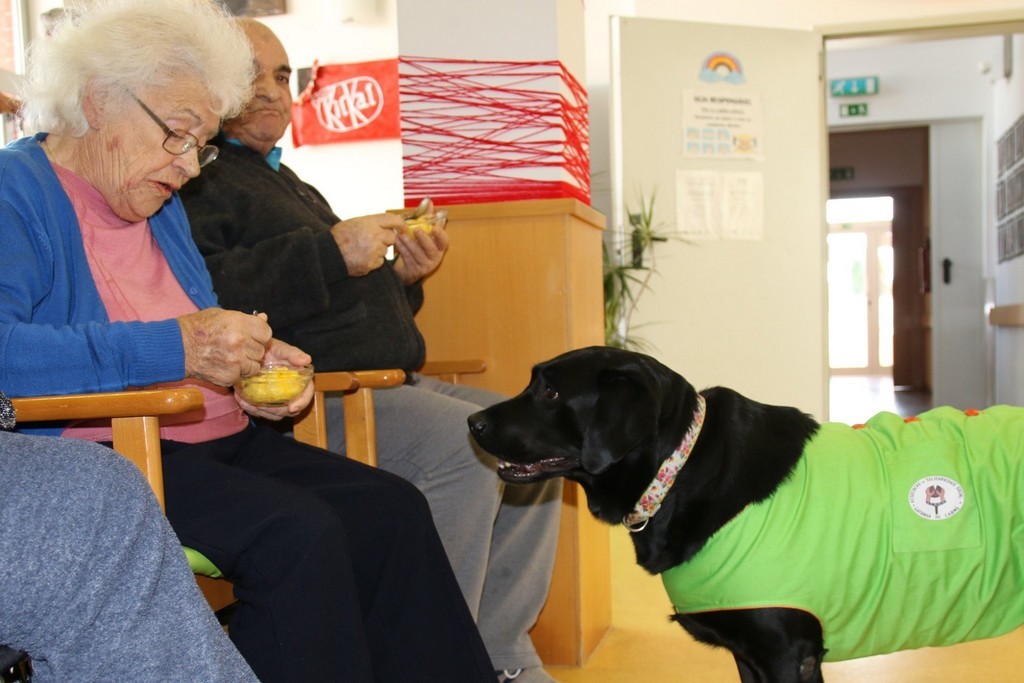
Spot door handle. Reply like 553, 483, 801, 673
942, 258, 953, 284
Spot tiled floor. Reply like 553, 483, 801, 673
546, 373, 1024, 682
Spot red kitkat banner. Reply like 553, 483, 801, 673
292, 58, 401, 147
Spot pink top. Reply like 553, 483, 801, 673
53, 163, 249, 443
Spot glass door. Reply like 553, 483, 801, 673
827, 220, 893, 374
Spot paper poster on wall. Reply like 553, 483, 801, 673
720, 172, 763, 240
682, 89, 763, 160
676, 170, 720, 239
676, 169, 764, 241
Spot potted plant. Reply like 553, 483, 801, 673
604, 190, 669, 350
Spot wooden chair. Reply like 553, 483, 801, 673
196, 369, 373, 614
289, 361, 487, 453
420, 359, 487, 385
199, 363, 484, 614
293, 369, 406, 466
8, 377, 379, 618
13, 365, 485, 618
10, 388, 204, 511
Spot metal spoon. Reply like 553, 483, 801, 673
404, 197, 433, 220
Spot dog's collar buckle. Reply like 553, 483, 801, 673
623, 518, 649, 533
622, 394, 706, 533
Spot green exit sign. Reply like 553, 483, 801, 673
840, 103, 869, 118
830, 76, 879, 97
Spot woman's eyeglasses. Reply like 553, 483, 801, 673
132, 95, 218, 168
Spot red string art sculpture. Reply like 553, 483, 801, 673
398, 56, 590, 208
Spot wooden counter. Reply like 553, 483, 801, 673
414, 197, 610, 666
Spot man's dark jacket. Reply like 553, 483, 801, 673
179, 135, 425, 372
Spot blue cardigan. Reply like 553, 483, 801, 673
0, 134, 219, 434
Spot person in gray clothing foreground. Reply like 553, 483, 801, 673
0, 393, 257, 682
181, 19, 562, 682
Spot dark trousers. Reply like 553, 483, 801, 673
159, 424, 493, 682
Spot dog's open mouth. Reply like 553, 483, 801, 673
496, 456, 579, 483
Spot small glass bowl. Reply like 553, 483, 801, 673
236, 362, 313, 406
404, 209, 447, 235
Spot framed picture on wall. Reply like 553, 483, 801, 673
217, 0, 286, 16
1015, 117, 1024, 165
1012, 168, 1023, 214
998, 130, 1012, 174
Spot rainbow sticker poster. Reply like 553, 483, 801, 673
700, 52, 745, 85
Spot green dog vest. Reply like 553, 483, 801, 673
661, 406, 1024, 661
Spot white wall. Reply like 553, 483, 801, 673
258, 0, 404, 217
991, 34, 1024, 405
825, 37, 1002, 129
396, 0, 564, 65
635, 0, 1024, 30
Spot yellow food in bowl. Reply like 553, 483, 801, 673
238, 366, 312, 405
403, 210, 447, 236
404, 215, 436, 235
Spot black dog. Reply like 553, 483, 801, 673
468, 346, 1024, 683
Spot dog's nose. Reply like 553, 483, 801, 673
467, 411, 487, 437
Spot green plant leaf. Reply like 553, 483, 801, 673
603, 188, 671, 349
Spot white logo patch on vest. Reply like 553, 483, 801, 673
909, 476, 964, 520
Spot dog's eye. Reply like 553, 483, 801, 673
544, 386, 559, 400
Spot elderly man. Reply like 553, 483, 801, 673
180, 19, 562, 683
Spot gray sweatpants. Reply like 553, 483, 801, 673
326, 374, 562, 672
0, 431, 257, 682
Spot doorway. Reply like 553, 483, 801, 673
825, 188, 934, 422
824, 30, 1007, 412
827, 212, 893, 375
827, 130, 933, 422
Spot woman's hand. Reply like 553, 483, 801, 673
234, 338, 314, 420
178, 309, 271, 386
235, 378, 313, 420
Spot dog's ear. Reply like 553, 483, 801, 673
580, 366, 658, 474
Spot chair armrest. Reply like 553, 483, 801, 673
307, 371, 360, 393
350, 369, 406, 389
11, 388, 204, 510
12, 388, 203, 421
418, 359, 486, 384
292, 370, 405, 468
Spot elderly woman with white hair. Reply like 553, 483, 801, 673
0, 0, 494, 681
